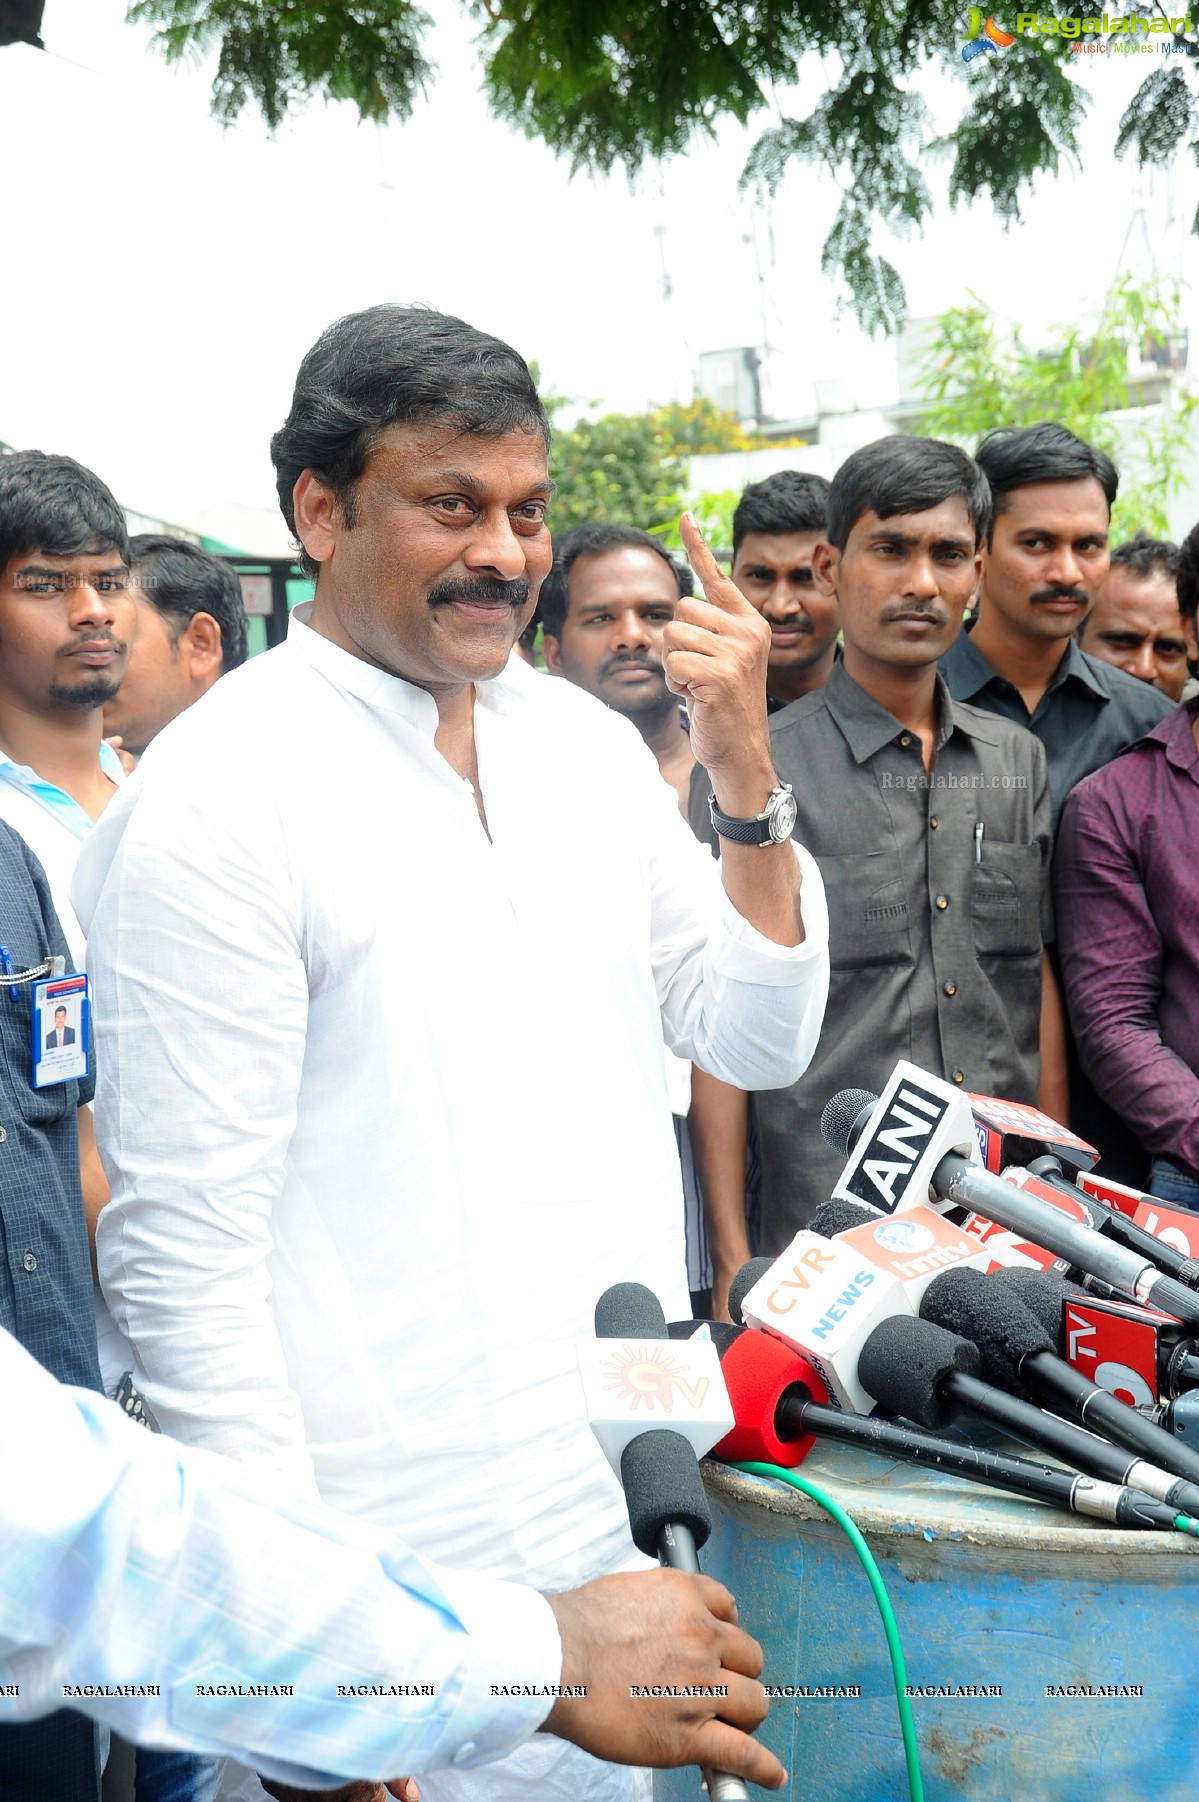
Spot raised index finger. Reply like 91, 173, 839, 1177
678, 512, 755, 617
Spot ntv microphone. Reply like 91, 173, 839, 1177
585, 1283, 750, 1802
821, 1063, 1199, 1331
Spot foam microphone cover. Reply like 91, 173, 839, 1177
710, 1326, 827, 1467
596, 1283, 668, 1340
728, 1257, 775, 1326
920, 1267, 1053, 1396
991, 1267, 1082, 1347
811, 1197, 877, 1237
820, 1088, 879, 1158
857, 1315, 981, 1429
620, 1427, 713, 1556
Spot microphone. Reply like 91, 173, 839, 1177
808, 1197, 991, 1307
919, 1267, 1199, 1508
727, 1258, 774, 1328
821, 1067, 1199, 1331
854, 1315, 1183, 1528
1022, 1155, 1199, 1291
705, 1322, 1188, 1531
590, 1284, 750, 1802
733, 1232, 912, 1413
997, 1264, 1199, 1423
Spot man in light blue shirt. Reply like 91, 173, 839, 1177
0, 1322, 783, 1795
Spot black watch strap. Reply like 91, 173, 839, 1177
707, 784, 796, 846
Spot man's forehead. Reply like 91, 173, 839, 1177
851, 497, 975, 541
734, 529, 824, 568
570, 544, 677, 598
10, 543, 126, 570
1096, 569, 1184, 625
997, 477, 1110, 531
366, 420, 551, 480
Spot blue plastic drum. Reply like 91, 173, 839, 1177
657, 1442, 1199, 1802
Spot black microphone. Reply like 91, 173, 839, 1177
593, 1284, 749, 1802
709, 1323, 1188, 1531
821, 1079, 1199, 1330
983, 1266, 1199, 1490
920, 1267, 1199, 1510
855, 1316, 1181, 1530
727, 1257, 774, 1327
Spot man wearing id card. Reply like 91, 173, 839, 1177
77, 307, 829, 1802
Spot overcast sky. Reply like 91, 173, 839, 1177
3, 0, 1197, 527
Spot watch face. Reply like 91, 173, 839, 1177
768, 790, 798, 843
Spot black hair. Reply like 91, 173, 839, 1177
1107, 532, 1179, 584
537, 522, 693, 639
0, 450, 129, 573
270, 305, 551, 579
732, 470, 831, 557
1177, 520, 1199, 629
128, 535, 250, 672
826, 436, 991, 551
975, 423, 1118, 538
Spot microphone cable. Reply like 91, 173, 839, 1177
728, 1460, 925, 1802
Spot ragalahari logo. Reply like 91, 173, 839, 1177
962, 7, 1016, 56
601, 1342, 710, 1412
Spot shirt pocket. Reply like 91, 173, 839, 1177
818, 850, 912, 971
971, 840, 1042, 956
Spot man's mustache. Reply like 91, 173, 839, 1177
428, 577, 530, 609
599, 653, 666, 682
1031, 586, 1088, 607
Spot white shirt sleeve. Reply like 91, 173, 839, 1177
632, 740, 831, 1091
83, 770, 318, 1489
0, 1328, 562, 1786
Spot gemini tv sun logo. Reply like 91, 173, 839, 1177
602, 1342, 710, 1412
962, 6, 1016, 56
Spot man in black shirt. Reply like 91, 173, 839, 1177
940, 423, 1171, 820
0, 819, 103, 1801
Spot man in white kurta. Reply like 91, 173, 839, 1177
75, 305, 829, 1802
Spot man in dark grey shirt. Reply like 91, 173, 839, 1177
690, 437, 1063, 1250
940, 423, 1171, 820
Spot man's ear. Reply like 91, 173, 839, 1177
811, 539, 840, 599
292, 470, 341, 569
180, 611, 224, 681
542, 632, 564, 676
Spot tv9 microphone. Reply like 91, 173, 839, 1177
588, 1284, 749, 1802
702, 1321, 1190, 1530
919, 1267, 1199, 1507
1020, 1155, 1199, 1292
822, 1066, 1199, 1330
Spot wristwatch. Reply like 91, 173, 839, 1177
708, 783, 797, 846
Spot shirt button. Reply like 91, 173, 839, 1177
0, 1125, 7, 1143
944, 982, 957, 997
935, 895, 949, 910
929, 816, 939, 829
951, 1070, 965, 1084
899, 733, 913, 747
452, 1743, 478, 1766
22, 1251, 37, 1272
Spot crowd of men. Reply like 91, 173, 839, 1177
2, 304, 1199, 1802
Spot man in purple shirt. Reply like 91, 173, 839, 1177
1054, 519, 1199, 1207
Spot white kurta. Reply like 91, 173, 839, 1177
75, 608, 829, 1802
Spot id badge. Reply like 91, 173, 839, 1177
32, 973, 90, 1088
